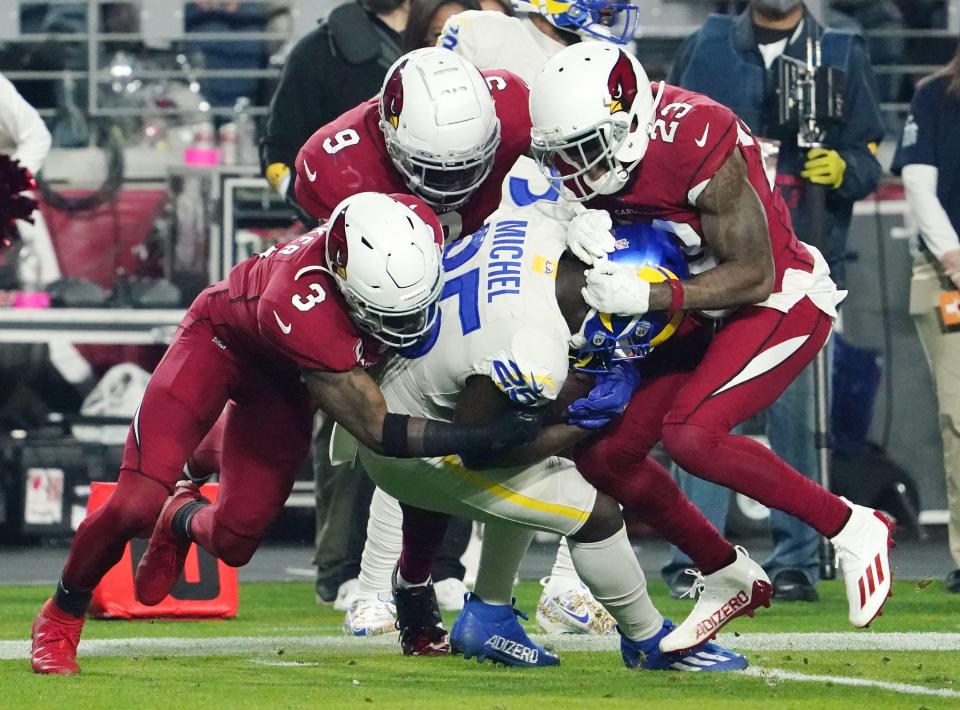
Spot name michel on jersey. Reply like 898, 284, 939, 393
486, 219, 528, 302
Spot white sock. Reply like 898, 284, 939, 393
472, 522, 534, 606
548, 537, 579, 582
357, 487, 403, 595
568, 525, 663, 642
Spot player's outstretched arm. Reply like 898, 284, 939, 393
649, 149, 775, 312
452, 375, 590, 470
303, 367, 541, 459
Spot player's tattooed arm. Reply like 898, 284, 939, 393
452, 375, 590, 469
303, 367, 541, 458
647, 149, 775, 312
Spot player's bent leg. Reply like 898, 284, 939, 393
661, 300, 895, 627
136, 384, 312, 603
193, 391, 311, 561
32, 469, 171, 675
568, 492, 747, 672
573, 374, 739, 582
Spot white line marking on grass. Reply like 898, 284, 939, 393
744, 667, 960, 699
3, 631, 960, 661
248, 659, 320, 667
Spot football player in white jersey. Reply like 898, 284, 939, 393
432, 0, 643, 634
344, 2, 643, 640
353, 196, 753, 670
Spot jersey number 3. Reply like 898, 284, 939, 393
292, 283, 326, 311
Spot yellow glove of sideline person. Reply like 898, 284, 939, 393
265, 162, 291, 197
801, 148, 846, 189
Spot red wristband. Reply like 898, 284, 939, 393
668, 278, 685, 314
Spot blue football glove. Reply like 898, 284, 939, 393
567, 362, 642, 430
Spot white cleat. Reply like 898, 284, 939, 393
830, 497, 896, 628
433, 577, 468, 612
535, 576, 617, 635
660, 546, 772, 654
333, 578, 360, 612
342, 592, 398, 637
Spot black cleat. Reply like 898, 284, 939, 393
392, 567, 451, 656
771, 569, 819, 602
946, 569, 960, 594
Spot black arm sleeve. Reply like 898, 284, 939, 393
380, 412, 542, 459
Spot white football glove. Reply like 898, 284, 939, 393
566, 209, 615, 265
582, 261, 650, 316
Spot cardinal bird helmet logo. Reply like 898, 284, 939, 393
382, 59, 408, 129
606, 50, 638, 116
327, 209, 350, 278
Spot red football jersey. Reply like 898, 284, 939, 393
187, 195, 442, 376
294, 69, 531, 241
587, 83, 814, 291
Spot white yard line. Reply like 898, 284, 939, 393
742, 666, 960, 699
3, 631, 960, 661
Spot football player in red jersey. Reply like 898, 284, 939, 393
294, 46, 531, 242
528, 43, 895, 650
29, 193, 540, 676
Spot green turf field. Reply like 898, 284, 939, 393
2, 579, 958, 709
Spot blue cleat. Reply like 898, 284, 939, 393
451, 593, 560, 667
621, 619, 748, 672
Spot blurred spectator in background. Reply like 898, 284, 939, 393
185, 2, 270, 113
0, 71, 50, 180
892, 38, 960, 594
829, 0, 905, 106
0, 69, 61, 291
0, 70, 94, 411
896, 0, 957, 76
261, 0, 409, 204
663, 0, 884, 602
402, 0, 482, 53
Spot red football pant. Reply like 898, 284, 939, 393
62, 313, 312, 592
577, 297, 848, 559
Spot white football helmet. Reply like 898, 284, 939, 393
325, 193, 444, 349
512, 0, 640, 45
529, 43, 664, 201
379, 48, 501, 210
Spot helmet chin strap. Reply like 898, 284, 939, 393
569, 307, 597, 350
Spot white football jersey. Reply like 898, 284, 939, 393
438, 11, 565, 85
380, 204, 572, 422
